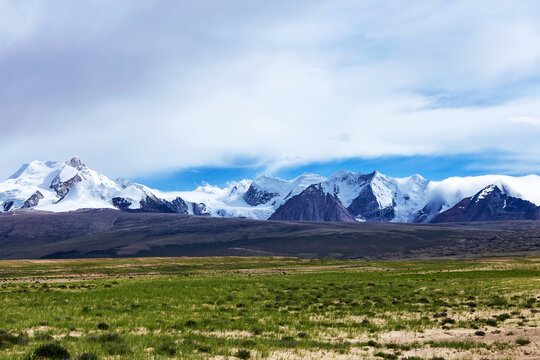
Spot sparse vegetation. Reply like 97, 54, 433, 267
0, 256, 537, 359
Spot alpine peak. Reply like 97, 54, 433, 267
2, 158, 540, 224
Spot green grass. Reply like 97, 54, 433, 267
0, 256, 538, 359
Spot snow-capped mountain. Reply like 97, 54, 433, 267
414, 175, 540, 222
153, 173, 325, 219
431, 185, 540, 222
2, 156, 540, 223
0, 156, 189, 214
318, 170, 429, 222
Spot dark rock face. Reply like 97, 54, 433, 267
216, 209, 227, 217
67, 156, 85, 170
347, 185, 395, 222
193, 203, 210, 216
113, 194, 189, 214
112, 197, 132, 211
412, 201, 443, 223
50, 174, 82, 201
269, 184, 356, 222
21, 191, 44, 208
49, 156, 86, 201
243, 184, 278, 206
139, 193, 175, 213
2, 201, 14, 212
165, 197, 189, 214
431, 185, 540, 223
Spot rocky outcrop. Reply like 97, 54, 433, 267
67, 155, 85, 170
50, 174, 82, 201
112, 194, 189, 214
193, 203, 210, 216
165, 197, 189, 214
347, 184, 395, 222
412, 201, 443, 223
21, 191, 44, 209
139, 192, 175, 213
431, 185, 540, 223
269, 184, 356, 222
243, 184, 278, 206
2, 201, 14, 212
112, 197, 132, 211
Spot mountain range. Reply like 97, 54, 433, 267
1, 156, 540, 223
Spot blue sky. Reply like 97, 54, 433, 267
1, 1, 540, 189
135, 151, 523, 190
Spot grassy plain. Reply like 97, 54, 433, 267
0, 257, 538, 359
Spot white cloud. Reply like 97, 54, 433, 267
510, 116, 540, 126
0, 0, 540, 179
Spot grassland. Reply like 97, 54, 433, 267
0, 257, 538, 359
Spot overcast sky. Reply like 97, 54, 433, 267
2, 0, 540, 188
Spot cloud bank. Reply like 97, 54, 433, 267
1, 0, 540, 179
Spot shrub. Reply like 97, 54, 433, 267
235, 349, 251, 359
30, 343, 70, 359
184, 320, 197, 327
516, 338, 530, 346
97, 322, 109, 330
433, 312, 447, 318
198, 345, 211, 353
158, 343, 176, 355
373, 352, 398, 359
474, 331, 485, 336
441, 318, 455, 326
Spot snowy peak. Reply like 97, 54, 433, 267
319, 170, 428, 222
0, 156, 190, 214
432, 184, 540, 223
473, 184, 504, 202
2, 157, 540, 223
242, 173, 325, 207
7, 160, 63, 185
67, 155, 85, 170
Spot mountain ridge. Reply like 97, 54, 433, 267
2, 156, 540, 223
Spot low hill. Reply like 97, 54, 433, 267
1, 209, 539, 260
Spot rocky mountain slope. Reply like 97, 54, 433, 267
432, 185, 540, 223
269, 184, 357, 222
2, 156, 540, 223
